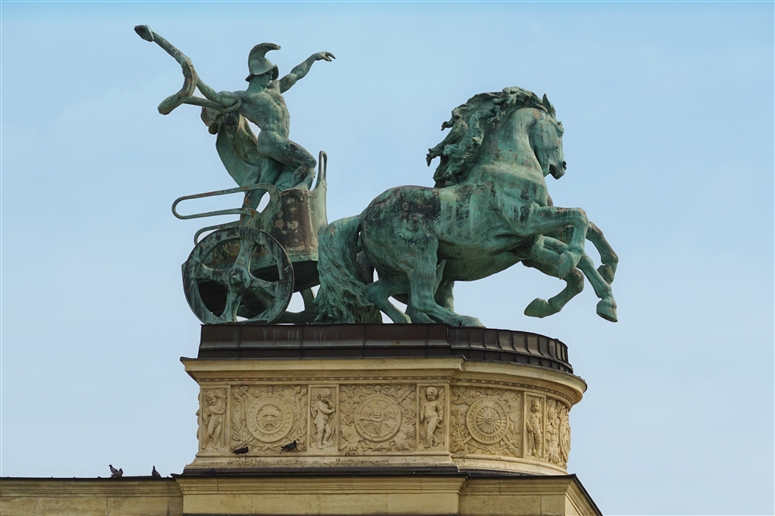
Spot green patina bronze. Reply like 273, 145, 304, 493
137, 28, 617, 326
136, 26, 332, 324
135, 25, 334, 195
314, 87, 618, 326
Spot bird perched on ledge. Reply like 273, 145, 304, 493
280, 440, 297, 452
109, 465, 123, 478
151, 466, 161, 478
232, 446, 249, 454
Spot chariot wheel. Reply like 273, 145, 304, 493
182, 226, 294, 324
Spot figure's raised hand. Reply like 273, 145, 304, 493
314, 52, 336, 62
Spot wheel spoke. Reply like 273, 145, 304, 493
246, 274, 277, 295
195, 263, 230, 285
249, 284, 276, 310
218, 289, 244, 323
234, 236, 256, 270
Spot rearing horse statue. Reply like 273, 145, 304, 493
314, 87, 618, 327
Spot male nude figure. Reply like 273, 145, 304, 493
526, 398, 543, 457
197, 43, 334, 188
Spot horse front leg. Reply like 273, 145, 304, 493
525, 206, 589, 278
543, 237, 618, 322
587, 221, 618, 284
522, 238, 584, 318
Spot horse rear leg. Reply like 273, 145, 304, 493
407, 264, 483, 327
435, 279, 455, 311
405, 260, 451, 323
366, 275, 411, 324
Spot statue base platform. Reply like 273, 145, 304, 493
1, 324, 600, 516
184, 324, 585, 477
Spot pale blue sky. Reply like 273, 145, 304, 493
1, 2, 773, 515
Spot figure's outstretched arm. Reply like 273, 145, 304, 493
135, 25, 239, 113
279, 52, 335, 93
196, 79, 239, 108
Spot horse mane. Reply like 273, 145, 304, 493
427, 87, 551, 187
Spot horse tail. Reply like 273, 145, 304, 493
314, 216, 382, 323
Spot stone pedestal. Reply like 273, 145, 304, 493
0, 324, 601, 516
185, 324, 584, 476
174, 324, 597, 515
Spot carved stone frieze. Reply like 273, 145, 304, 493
561, 405, 571, 466
231, 385, 307, 453
185, 354, 582, 476
419, 385, 446, 450
450, 388, 521, 457
525, 395, 544, 459
339, 384, 416, 453
545, 399, 561, 466
309, 386, 338, 451
466, 398, 509, 445
199, 388, 228, 452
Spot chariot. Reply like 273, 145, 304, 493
174, 153, 328, 324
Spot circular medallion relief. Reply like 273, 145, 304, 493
354, 393, 402, 442
246, 395, 294, 443
466, 398, 509, 444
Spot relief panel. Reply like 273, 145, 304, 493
450, 387, 522, 457
525, 394, 545, 459
545, 398, 571, 468
339, 384, 416, 453
230, 384, 307, 453
199, 388, 228, 452
309, 386, 338, 452
418, 385, 446, 450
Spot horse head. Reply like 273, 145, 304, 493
529, 95, 566, 180
428, 88, 567, 186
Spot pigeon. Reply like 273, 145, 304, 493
109, 465, 123, 478
232, 446, 249, 454
151, 466, 161, 478
280, 440, 297, 452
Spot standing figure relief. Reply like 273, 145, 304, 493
420, 386, 444, 449
526, 397, 544, 458
311, 388, 336, 449
201, 389, 227, 450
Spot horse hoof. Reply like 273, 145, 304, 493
524, 298, 552, 318
596, 299, 618, 322
598, 264, 615, 284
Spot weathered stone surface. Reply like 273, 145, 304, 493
0, 478, 183, 516
1, 475, 600, 515
181, 325, 585, 476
